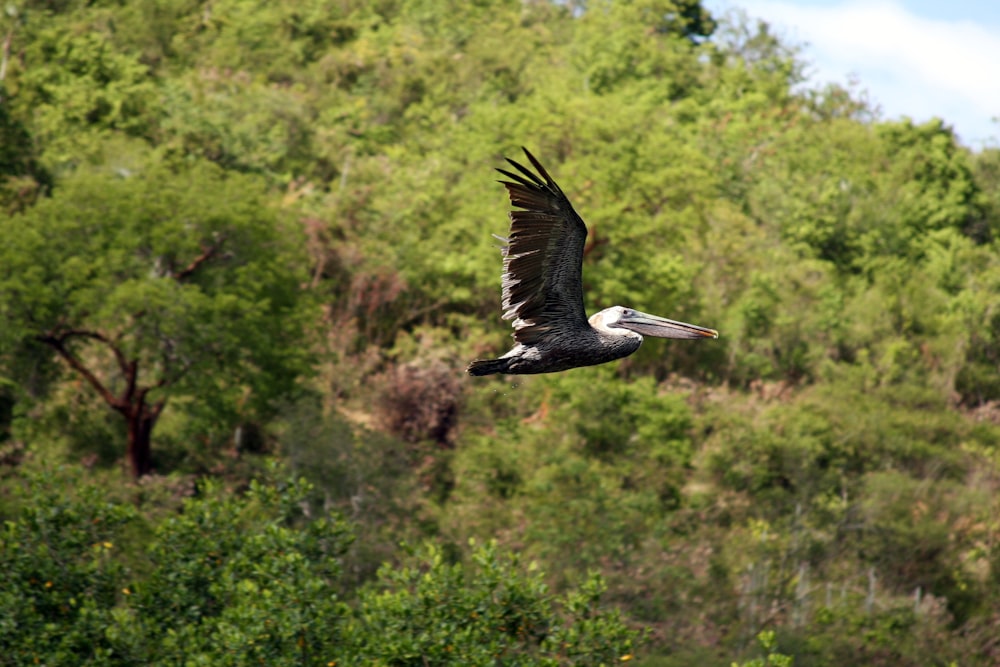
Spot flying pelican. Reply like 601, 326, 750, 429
467, 148, 718, 376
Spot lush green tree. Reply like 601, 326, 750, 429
0, 159, 313, 476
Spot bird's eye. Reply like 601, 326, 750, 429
622, 308, 632, 316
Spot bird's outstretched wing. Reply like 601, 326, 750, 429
494, 148, 590, 345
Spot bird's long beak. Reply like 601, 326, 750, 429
618, 310, 719, 340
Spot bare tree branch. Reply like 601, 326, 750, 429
122, 359, 138, 405
173, 239, 225, 281
55, 328, 132, 377
37, 334, 125, 412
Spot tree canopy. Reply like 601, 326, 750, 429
0, 156, 313, 475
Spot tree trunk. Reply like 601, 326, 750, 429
39, 332, 167, 479
122, 394, 166, 479
125, 407, 157, 478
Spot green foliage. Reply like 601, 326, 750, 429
0, 93, 50, 212
0, 471, 351, 665
0, 155, 314, 468
0, 471, 638, 665
7, 13, 158, 168
0, 471, 137, 664
346, 540, 638, 666
445, 368, 699, 581
127, 476, 352, 665
280, 397, 425, 586
733, 631, 793, 667
707, 378, 971, 513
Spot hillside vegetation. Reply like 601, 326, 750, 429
1, 0, 999, 664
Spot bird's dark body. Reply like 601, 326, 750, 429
467, 330, 642, 376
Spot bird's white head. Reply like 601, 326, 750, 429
589, 307, 638, 338
590, 306, 719, 340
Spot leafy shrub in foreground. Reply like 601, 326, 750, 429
127, 476, 353, 666
0, 472, 352, 666
345, 541, 639, 666
0, 471, 639, 665
0, 474, 136, 665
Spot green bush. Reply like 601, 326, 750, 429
0, 472, 136, 665
1, 471, 639, 665
345, 540, 639, 666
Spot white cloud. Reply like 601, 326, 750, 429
712, 0, 1000, 146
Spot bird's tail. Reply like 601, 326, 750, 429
466, 358, 511, 376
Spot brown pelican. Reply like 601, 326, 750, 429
467, 148, 718, 376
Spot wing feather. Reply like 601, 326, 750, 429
493, 148, 590, 344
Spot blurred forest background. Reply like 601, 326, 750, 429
2, 0, 1000, 664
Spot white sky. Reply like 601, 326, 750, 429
704, 0, 1000, 148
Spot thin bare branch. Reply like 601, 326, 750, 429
122, 359, 138, 405
150, 398, 167, 420
56, 328, 131, 377
37, 335, 124, 412
173, 239, 225, 281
